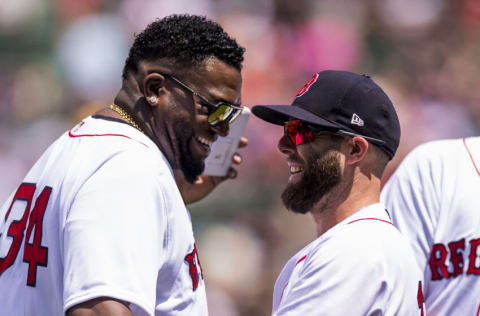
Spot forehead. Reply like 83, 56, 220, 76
188, 57, 242, 104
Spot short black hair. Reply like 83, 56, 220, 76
122, 14, 245, 80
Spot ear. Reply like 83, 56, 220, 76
344, 136, 369, 165
143, 73, 168, 107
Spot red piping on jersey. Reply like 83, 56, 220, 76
463, 137, 480, 177
296, 255, 307, 265
476, 303, 480, 316
279, 255, 307, 303
68, 130, 149, 148
347, 218, 394, 226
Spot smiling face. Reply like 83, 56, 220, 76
278, 133, 344, 214
160, 58, 242, 182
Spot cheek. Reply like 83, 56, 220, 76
172, 105, 195, 124
194, 111, 209, 124
294, 146, 308, 165
297, 145, 323, 165
169, 110, 196, 136
188, 103, 210, 127
191, 115, 211, 136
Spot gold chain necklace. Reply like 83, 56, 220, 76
109, 104, 146, 135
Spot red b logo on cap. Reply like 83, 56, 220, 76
296, 73, 319, 97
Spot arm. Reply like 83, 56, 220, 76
67, 297, 132, 316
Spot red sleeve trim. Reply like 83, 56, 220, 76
295, 255, 307, 266
347, 218, 394, 226
68, 130, 149, 148
476, 303, 480, 316
463, 137, 480, 177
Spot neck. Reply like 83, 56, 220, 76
111, 77, 160, 143
310, 170, 381, 237
110, 79, 182, 171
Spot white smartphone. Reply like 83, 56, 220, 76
203, 107, 250, 176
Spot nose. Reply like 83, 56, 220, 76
210, 120, 229, 137
278, 135, 296, 156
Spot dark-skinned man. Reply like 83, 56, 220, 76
0, 14, 246, 316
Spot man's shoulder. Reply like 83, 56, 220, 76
68, 116, 167, 167
312, 205, 413, 265
302, 222, 419, 284
57, 117, 174, 190
337, 219, 407, 254
388, 137, 480, 187
68, 116, 156, 150
404, 137, 469, 166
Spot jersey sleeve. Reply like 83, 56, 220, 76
62, 150, 170, 316
380, 144, 440, 274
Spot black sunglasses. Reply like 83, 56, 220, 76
163, 74, 243, 126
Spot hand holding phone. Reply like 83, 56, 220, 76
203, 107, 250, 176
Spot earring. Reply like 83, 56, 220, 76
149, 96, 158, 104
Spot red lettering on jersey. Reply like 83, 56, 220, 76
295, 73, 319, 97
0, 184, 51, 287
448, 239, 465, 277
185, 244, 203, 291
417, 281, 424, 316
0, 184, 36, 274
467, 238, 480, 275
429, 243, 450, 280
23, 187, 51, 286
430, 238, 480, 280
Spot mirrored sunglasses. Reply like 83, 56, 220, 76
206, 102, 243, 125
284, 120, 386, 146
166, 74, 243, 126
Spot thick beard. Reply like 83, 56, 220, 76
281, 150, 342, 214
173, 120, 205, 183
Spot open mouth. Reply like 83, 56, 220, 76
287, 160, 304, 182
288, 160, 304, 174
290, 165, 303, 174
196, 136, 214, 151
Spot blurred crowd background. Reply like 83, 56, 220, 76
1, 0, 480, 315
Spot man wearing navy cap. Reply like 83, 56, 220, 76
252, 70, 426, 315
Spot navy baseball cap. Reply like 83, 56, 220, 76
252, 70, 401, 159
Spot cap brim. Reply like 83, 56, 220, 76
252, 105, 342, 129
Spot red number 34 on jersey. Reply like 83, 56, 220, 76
0, 183, 51, 287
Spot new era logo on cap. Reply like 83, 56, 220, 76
351, 113, 364, 126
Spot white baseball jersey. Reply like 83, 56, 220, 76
0, 116, 207, 316
381, 137, 480, 315
272, 203, 425, 316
